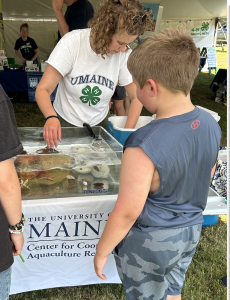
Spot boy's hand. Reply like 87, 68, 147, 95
94, 253, 108, 280
11, 233, 24, 256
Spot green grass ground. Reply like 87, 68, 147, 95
10, 48, 227, 299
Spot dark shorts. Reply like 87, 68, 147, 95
114, 224, 202, 300
112, 86, 126, 100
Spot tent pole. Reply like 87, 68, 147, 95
155, 6, 163, 33
0, 0, 7, 54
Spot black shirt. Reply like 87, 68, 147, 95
14, 37, 38, 60
58, 0, 94, 41
0, 85, 23, 273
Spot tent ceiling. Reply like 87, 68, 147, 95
2, 0, 227, 20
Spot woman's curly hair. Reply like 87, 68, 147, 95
88, 0, 153, 57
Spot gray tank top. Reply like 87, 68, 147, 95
124, 107, 221, 231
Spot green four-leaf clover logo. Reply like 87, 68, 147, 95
80, 85, 102, 106
201, 22, 209, 32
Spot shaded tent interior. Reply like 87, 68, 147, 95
0, 0, 227, 64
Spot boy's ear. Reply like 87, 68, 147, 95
146, 79, 157, 97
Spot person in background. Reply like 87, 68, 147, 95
14, 23, 39, 67
0, 85, 25, 300
94, 28, 221, 300
111, 36, 141, 117
35, 0, 151, 149
53, 0, 94, 42
111, 86, 127, 116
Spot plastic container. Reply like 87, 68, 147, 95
196, 105, 221, 122
107, 116, 153, 145
203, 187, 227, 226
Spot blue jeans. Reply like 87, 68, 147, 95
0, 267, 12, 300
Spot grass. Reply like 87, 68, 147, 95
9, 48, 227, 299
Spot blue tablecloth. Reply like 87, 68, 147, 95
0, 70, 28, 92
0, 71, 56, 102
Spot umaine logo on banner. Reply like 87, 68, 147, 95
29, 78, 38, 89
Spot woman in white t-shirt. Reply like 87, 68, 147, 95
35, 0, 152, 148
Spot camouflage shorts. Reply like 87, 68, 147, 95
114, 224, 202, 300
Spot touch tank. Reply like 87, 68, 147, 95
15, 127, 123, 200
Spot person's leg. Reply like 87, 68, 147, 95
113, 99, 125, 116
167, 295, 181, 300
112, 86, 126, 116
0, 267, 12, 300
124, 96, 130, 116
114, 224, 202, 300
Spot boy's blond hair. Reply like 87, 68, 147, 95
127, 28, 200, 95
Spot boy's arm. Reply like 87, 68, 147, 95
124, 82, 143, 128
94, 147, 155, 280
0, 158, 24, 256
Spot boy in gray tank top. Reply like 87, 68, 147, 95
94, 28, 221, 300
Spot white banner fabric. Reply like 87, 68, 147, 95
160, 19, 215, 48
10, 195, 121, 295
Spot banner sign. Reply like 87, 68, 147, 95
190, 21, 211, 36
160, 19, 215, 48
10, 195, 120, 295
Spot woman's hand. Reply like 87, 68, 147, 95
11, 233, 24, 256
94, 252, 108, 281
22, 58, 26, 63
43, 118, 62, 148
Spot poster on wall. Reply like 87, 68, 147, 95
206, 47, 218, 68
141, 3, 159, 31
130, 3, 159, 48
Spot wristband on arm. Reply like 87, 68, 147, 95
45, 115, 59, 122
9, 213, 25, 234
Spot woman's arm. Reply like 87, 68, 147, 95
35, 64, 63, 148
94, 147, 155, 280
31, 48, 40, 62
15, 50, 26, 63
0, 158, 24, 256
124, 82, 143, 128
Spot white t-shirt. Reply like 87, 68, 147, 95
47, 28, 133, 126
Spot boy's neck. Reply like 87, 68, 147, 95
155, 91, 195, 120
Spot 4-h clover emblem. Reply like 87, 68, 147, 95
201, 22, 209, 32
80, 85, 102, 106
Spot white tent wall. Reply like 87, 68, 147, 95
4, 20, 58, 64
0, 0, 227, 64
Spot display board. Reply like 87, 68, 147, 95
206, 47, 218, 68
